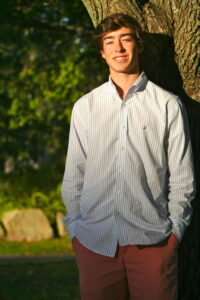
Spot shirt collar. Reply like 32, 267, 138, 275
108, 71, 148, 98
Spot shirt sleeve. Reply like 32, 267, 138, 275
167, 98, 196, 241
61, 102, 88, 239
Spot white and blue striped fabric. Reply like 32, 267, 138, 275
61, 72, 195, 257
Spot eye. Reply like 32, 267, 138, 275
105, 41, 113, 45
122, 38, 133, 42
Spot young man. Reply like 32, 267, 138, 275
61, 14, 195, 300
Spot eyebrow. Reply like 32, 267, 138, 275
103, 33, 134, 41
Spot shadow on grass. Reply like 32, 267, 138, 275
0, 257, 80, 300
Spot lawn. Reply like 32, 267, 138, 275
0, 237, 73, 256
0, 237, 80, 299
0, 257, 80, 300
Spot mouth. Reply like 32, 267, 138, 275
113, 55, 128, 62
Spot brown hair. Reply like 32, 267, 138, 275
93, 13, 144, 50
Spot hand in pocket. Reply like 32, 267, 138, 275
170, 233, 180, 249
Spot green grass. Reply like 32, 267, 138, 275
0, 237, 80, 299
0, 258, 80, 300
0, 237, 80, 300
0, 237, 73, 255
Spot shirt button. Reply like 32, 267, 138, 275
121, 147, 125, 150
115, 211, 120, 216
119, 168, 123, 172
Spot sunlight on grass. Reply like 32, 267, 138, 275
0, 236, 73, 255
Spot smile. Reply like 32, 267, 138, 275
113, 56, 128, 62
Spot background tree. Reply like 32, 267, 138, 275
0, 0, 96, 173
0, 0, 106, 222
80, 1, 200, 299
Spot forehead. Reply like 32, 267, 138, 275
102, 27, 133, 40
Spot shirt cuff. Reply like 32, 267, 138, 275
62, 213, 81, 240
170, 218, 186, 241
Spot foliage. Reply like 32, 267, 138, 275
0, 0, 107, 173
0, 0, 107, 216
0, 166, 65, 223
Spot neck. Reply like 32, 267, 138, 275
110, 72, 141, 99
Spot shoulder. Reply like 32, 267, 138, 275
147, 80, 178, 101
74, 82, 108, 109
147, 80, 183, 110
71, 82, 108, 121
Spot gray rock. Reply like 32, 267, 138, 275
0, 224, 6, 240
56, 212, 67, 238
2, 209, 54, 241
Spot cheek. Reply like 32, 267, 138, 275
101, 50, 111, 61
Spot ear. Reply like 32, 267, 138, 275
101, 49, 106, 59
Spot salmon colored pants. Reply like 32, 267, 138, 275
72, 233, 179, 300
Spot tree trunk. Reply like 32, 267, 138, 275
81, 1, 200, 299
82, 0, 199, 101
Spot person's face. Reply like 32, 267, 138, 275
101, 27, 142, 76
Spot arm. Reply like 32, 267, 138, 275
167, 98, 196, 241
61, 102, 88, 239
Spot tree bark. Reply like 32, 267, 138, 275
82, 0, 199, 101
81, 1, 200, 299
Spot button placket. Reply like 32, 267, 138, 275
114, 102, 128, 218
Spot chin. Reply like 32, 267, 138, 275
113, 67, 131, 73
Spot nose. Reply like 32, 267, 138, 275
115, 40, 125, 52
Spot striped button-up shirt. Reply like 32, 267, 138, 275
61, 72, 195, 257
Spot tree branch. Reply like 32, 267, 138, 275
81, 0, 143, 27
